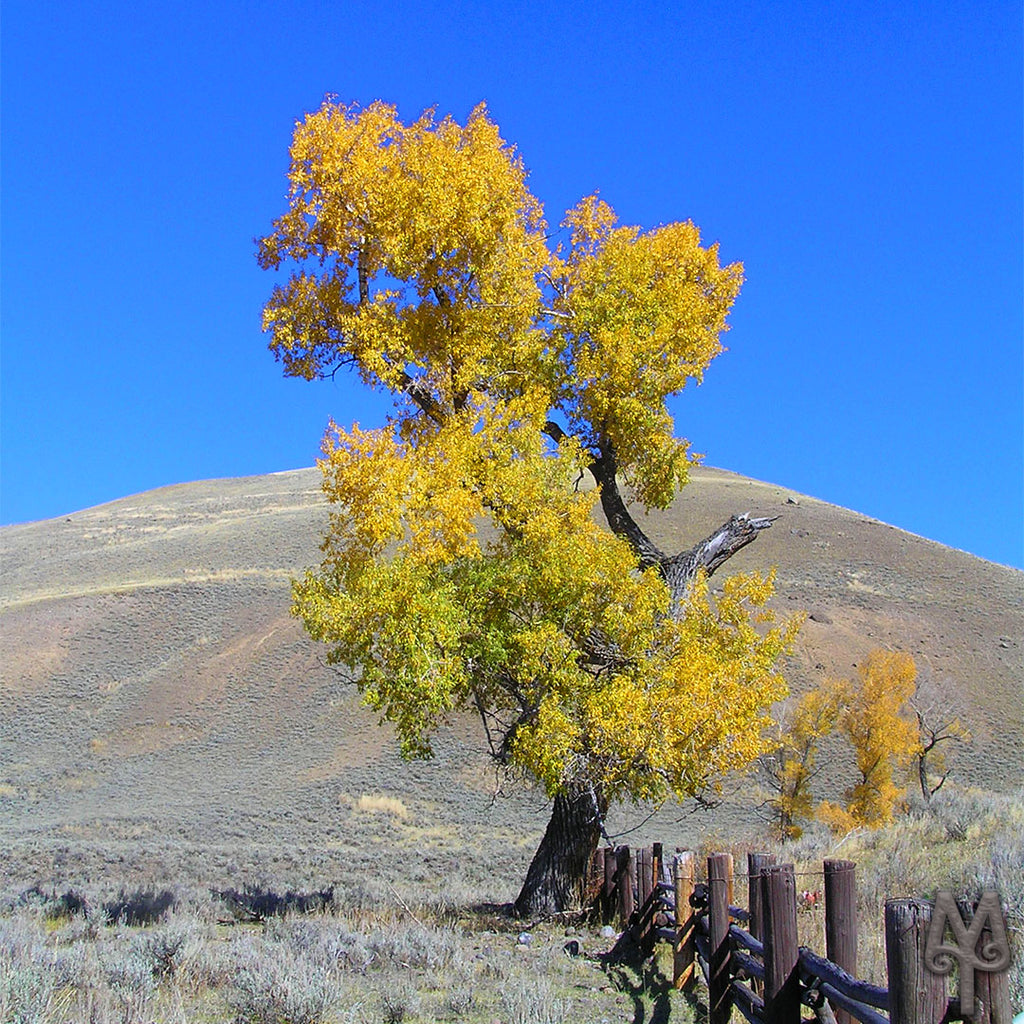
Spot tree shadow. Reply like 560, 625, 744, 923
598, 933, 706, 1024
467, 900, 595, 929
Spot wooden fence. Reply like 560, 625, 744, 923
588, 845, 1013, 1024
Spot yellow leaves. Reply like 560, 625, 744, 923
507, 568, 794, 804
303, 406, 797, 799
510, 695, 581, 796
816, 801, 860, 836
294, 553, 473, 759
257, 100, 549, 412
788, 678, 848, 743
767, 649, 923, 836
762, 676, 848, 839
549, 199, 744, 509
845, 650, 919, 762
262, 99, 795, 808
562, 193, 617, 255
824, 649, 920, 830
763, 650, 924, 838
318, 422, 410, 555
258, 101, 745, 519
319, 417, 491, 569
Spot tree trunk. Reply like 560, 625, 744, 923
586, 441, 776, 610
514, 785, 606, 917
918, 751, 931, 802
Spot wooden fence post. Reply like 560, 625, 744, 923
748, 852, 776, 943
824, 859, 857, 1024
974, 905, 1012, 1024
638, 847, 653, 908
957, 897, 1012, 1024
885, 898, 947, 1024
616, 846, 634, 928
708, 852, 734, 1024
635, 846, 653, 943
602, 845, 615, 924
673, 851, 696, 992
761, 863, 801, 1024
748, 852, 776, 998
726, 852, 735, 911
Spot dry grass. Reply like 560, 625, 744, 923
354, 795, 409, 820
1, 785, 1019, 1021
766, 785, 1024, 1007
0, 891, 679, 1023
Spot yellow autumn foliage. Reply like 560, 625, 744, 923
819, 650, 922, 832
261, 100, 798, 808
761, 676, 846, 839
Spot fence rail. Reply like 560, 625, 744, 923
589, 844, 1012, 1024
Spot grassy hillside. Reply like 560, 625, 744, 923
1, 465, 1021, 901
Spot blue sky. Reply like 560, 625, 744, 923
2, 1, 1021, 568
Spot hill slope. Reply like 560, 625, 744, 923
1, 467, 1020, 896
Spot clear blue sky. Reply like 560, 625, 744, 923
2, 1, 1021, 568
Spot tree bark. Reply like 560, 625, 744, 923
514, 785, 607, 917
666, 513, 776, 587
588, 445, 667, 570
918, 750, 933, 803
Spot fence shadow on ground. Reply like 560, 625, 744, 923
599, 933, 679, 1024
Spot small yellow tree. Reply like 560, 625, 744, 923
760, 677, 846, 839
819, 650, 921, 832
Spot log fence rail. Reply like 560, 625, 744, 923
588, 844, 1013, 1024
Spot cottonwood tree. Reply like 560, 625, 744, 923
818, 650, 921, 832
258, 100, 799, 915
759, 678, 846, 840
911, 668, 971, 802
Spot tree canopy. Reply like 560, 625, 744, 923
258, 100, 798, 914
759, 679, 847, 840
818, 650, 922, 833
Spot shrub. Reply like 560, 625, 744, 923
138, 919, 192, 979
263, 917, 373, 973
228, 938, 336, 1024
442, 964, 477, 1017
103, 887, 175, 926
500, 974, 568, 1024
214, 884, 335, 922
0, 918, 55, 1024
356, 794, 409, 819
365, 920, 461, 971
0, 961, 55, 1024
102, 939, 158, 997
379, 982, 419, 1024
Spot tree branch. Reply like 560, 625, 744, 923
542, 420, 567, 445
357, 241, 369, 306
396, 374, 441, 423
663, 513, 777, 599
544, 428, 776, 608
588, 444, 667, 570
